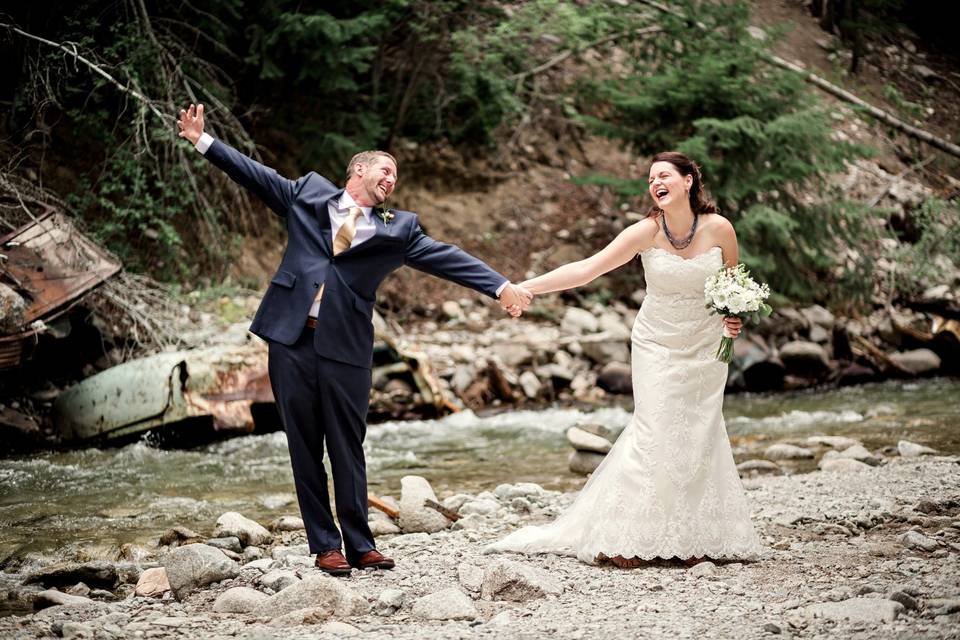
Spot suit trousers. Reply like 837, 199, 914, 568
267, 326, 375, 562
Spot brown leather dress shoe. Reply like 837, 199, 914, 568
314, 550, 351, 576
353, 549, 395, 570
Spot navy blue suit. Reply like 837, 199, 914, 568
203, 139, 507, 560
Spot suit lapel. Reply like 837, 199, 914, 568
316, 190, 342, 257
337, 206, 404, 257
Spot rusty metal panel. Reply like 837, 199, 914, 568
53, 343, 272, 441
0, 209, 122, 324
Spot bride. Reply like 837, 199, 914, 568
486, 151, 763, 567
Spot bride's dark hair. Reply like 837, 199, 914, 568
646, 151, 718, 217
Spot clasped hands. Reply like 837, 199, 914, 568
498, 283, 533, 318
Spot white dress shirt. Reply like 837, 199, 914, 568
195, 133, 509, 306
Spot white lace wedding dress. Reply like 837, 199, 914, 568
486, 246, 763, 563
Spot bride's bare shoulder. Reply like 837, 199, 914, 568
628, 216, 660, 249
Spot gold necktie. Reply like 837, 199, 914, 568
313, 207, 363, 308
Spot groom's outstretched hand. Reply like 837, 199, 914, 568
499, 284, 533, 318
177, 103, 205, 145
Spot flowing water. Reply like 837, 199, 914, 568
1, 378, 957, 573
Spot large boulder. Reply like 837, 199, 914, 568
398, 475, 450, 534
889, 349, 941, 375
412, 588, 478, 621
778, 341, 831, 378
253, 575, 369, 618
214, 512, 272, 547
480, 560, 564, 602
163, 543, 239, 599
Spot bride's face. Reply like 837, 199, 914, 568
648, 161, 692, 209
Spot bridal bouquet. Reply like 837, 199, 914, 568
704, 263, 772, 363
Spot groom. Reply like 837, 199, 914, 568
177, 103, 531, 575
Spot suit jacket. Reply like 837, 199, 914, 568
203, 139, 507, 368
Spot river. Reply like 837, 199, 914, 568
1, 378, 957, 572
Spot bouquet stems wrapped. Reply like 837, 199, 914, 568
704, 264, 773, 364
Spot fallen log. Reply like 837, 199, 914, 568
367, 494, 399, 520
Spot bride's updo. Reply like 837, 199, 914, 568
646, 151, 718, 217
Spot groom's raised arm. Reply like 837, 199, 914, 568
177, 103, 305, 217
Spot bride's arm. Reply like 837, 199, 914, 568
521, 219, 656, 295
714, 216, 739, 267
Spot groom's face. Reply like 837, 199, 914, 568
358, 157, 398, 204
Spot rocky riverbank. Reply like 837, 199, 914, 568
1, 450, 957, 639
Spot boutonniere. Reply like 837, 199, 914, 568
377, 204, 395, 224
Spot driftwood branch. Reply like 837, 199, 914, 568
0, 22, 169, 124
631, 2, 960, 160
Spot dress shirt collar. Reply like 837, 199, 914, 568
337, 191, 372, 219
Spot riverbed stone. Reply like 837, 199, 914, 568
568, 450, 605, 475
580, 339, 630, 365
163, 543, 239, 599
825, 444, 881, 466
900, 531, 939, 552
807, 435, 861, 449
778, 341, 831, 377
567, 426, 612, 454
458, 563, 485, 593
253, 575, 369, 617
269, 516, 305, 532
207, 587, 264, 615
269, 606, 331, 627
24, 561, 118, 589
370, 519, 402, 536
518, 371, 542, 398
561, 307, 599, 334
374, 588, 405, 614
596, 361, 632, 394
493, 482, 547, 501
764, 443, 814, 460
205, 536, 242, 553
214, 512, 272, 547
803, 597, 903, 623
320, 621, 362, 636
737, 459, 782, 476
801, 304, 835, 329
459, 498, 501, 516
480, 560, 564, 602
898, 440, 938, 458
159, 526, 201, 546
134, 567, 170, 598
272, 544, 310, 561
33, 590, 99, 610
819, 458, 873, 473
412, 588, 478, 621
258, 569, 300, 592
890, 349, 941, 375
398, 475, 450, 534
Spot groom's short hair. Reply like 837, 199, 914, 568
345, 150, 397, 182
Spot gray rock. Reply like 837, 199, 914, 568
598, 312, 632, 340
159, 526, 200, 546
412, 588, 478, 621
398, 475, 450, 534
898, 440, 938, 458
480, 560, 564, 602
319, 621, 362, 636
458, 563, 485, 593
518, 371, 542, 399
374, 588, 405, 614
778, 341, 831, 377
459, 498, 500, 516
441, 300, 464, 322
258, 569, 300, 592
24, 561, 118, 589
803, 597, 903, 623
242, 558, 275, 573
268, 606, 331, 627
737, 459, 782, 476
762, 622, 782, 634
214, 512, 272, 547
580, 339, 630, 365
491, 343, 533, 368
493, 482, 546, 500
567, 426, 612, 454
269, 516, 305, 532
900, 531, 939, 552
927, 598, 960, 615
205, 536, 242, 553
818, 458, 873, 473
561, 307, 599, 335
254, 575, 369, 617
830, 444, 881, 466
33, 589, 98, 610
0, 282, 27, 334
764, 443, 814, 460
162, 543, 239, 599
241, 546, 264, 563
688, 561, 717, 577
212, 586, 268, 613
890, 349, 941, 375
596, 361, 632, 395
888, 591, 919, 611
61, 622, 95, 639
806, 435, 861, 449
272, 544, 311, 561
801, 304, 835, 329
568, 450, 606, 475
369, 519, 402, 536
